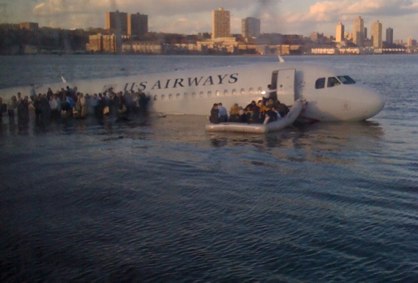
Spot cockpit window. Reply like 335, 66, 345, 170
327, 77, 340, 88
315, 78, 325, 89
316, 76, 356, 90
337, 75, 356, 85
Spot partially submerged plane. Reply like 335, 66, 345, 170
0, 58, 385, 123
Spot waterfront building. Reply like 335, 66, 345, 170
353, 16, 364, 47
407, 37, 417, 47
310, 32, 321, 42
86, 34, 103, 52
87, 33, 121, 53
212, 8, 230, 39
105, 11, 128, 35
386, 27, 394, 45
311, 48, 337, 55
19, 22, 39, 31
103, 34, 121, 53
128, 13, 148, 39
242, 17, 260, 39
123, 42, 162, 54
336, 22, 345, 43
346, 32, 353, 42
371, 20, 383, 49
198, 36, 238, 54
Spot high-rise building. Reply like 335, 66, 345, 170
128, 13, 148, 38
105, 11, 128, 35
212, 8, 230, 39
386, 27, 394, 45
353, 16, 364, 47
371, 20, 383, 48
242, 17, 260, 38
335, 22, 345, 43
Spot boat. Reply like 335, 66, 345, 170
205, 99, 305, 134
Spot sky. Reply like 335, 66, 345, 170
1, 0, 418, 40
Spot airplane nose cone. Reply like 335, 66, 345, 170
364, 88, 385, 119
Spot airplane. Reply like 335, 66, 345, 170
0, 58, 385, 122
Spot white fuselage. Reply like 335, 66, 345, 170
0, 61, 385, 122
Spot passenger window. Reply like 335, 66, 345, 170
240, 88, 245, 95
327, 77, 340, 88
232, 89, 237, 95
224, 89, 228, 96
315, 78, 325, 89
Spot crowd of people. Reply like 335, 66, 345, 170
0, 86, 150, 128
209, 96, 289, 125
1, 84, 290, 130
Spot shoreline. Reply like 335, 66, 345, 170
1, 51, 417, 57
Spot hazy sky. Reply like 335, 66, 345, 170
1, 0, 417, 40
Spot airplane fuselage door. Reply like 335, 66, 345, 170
271, 69, 296, 106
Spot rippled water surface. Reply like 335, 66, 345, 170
1, 55, 418, 282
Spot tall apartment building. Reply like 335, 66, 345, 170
242, 17, 260, 38
386, 27, 394, 45
105, 11, 148, 39
353, 16, 364, 47
212, 8, 230, 39
335, 22, 345, 43
128, 13, 148, 38
105, 11, 128, 35
371, 20, 382, 48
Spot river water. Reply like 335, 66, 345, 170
0, 55, 417, 282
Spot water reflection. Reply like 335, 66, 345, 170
208, 121, 384, 149
207, 121, 385, 165
293, 121, 384, 147
1, 110, 385, 165
208, 133, 270, 148
0, 112, 152, 138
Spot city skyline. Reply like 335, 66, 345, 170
1, 0, 418, 40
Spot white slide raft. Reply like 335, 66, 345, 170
205, 99, 305, 134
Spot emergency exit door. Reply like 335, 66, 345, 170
271, 69, 296, 106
